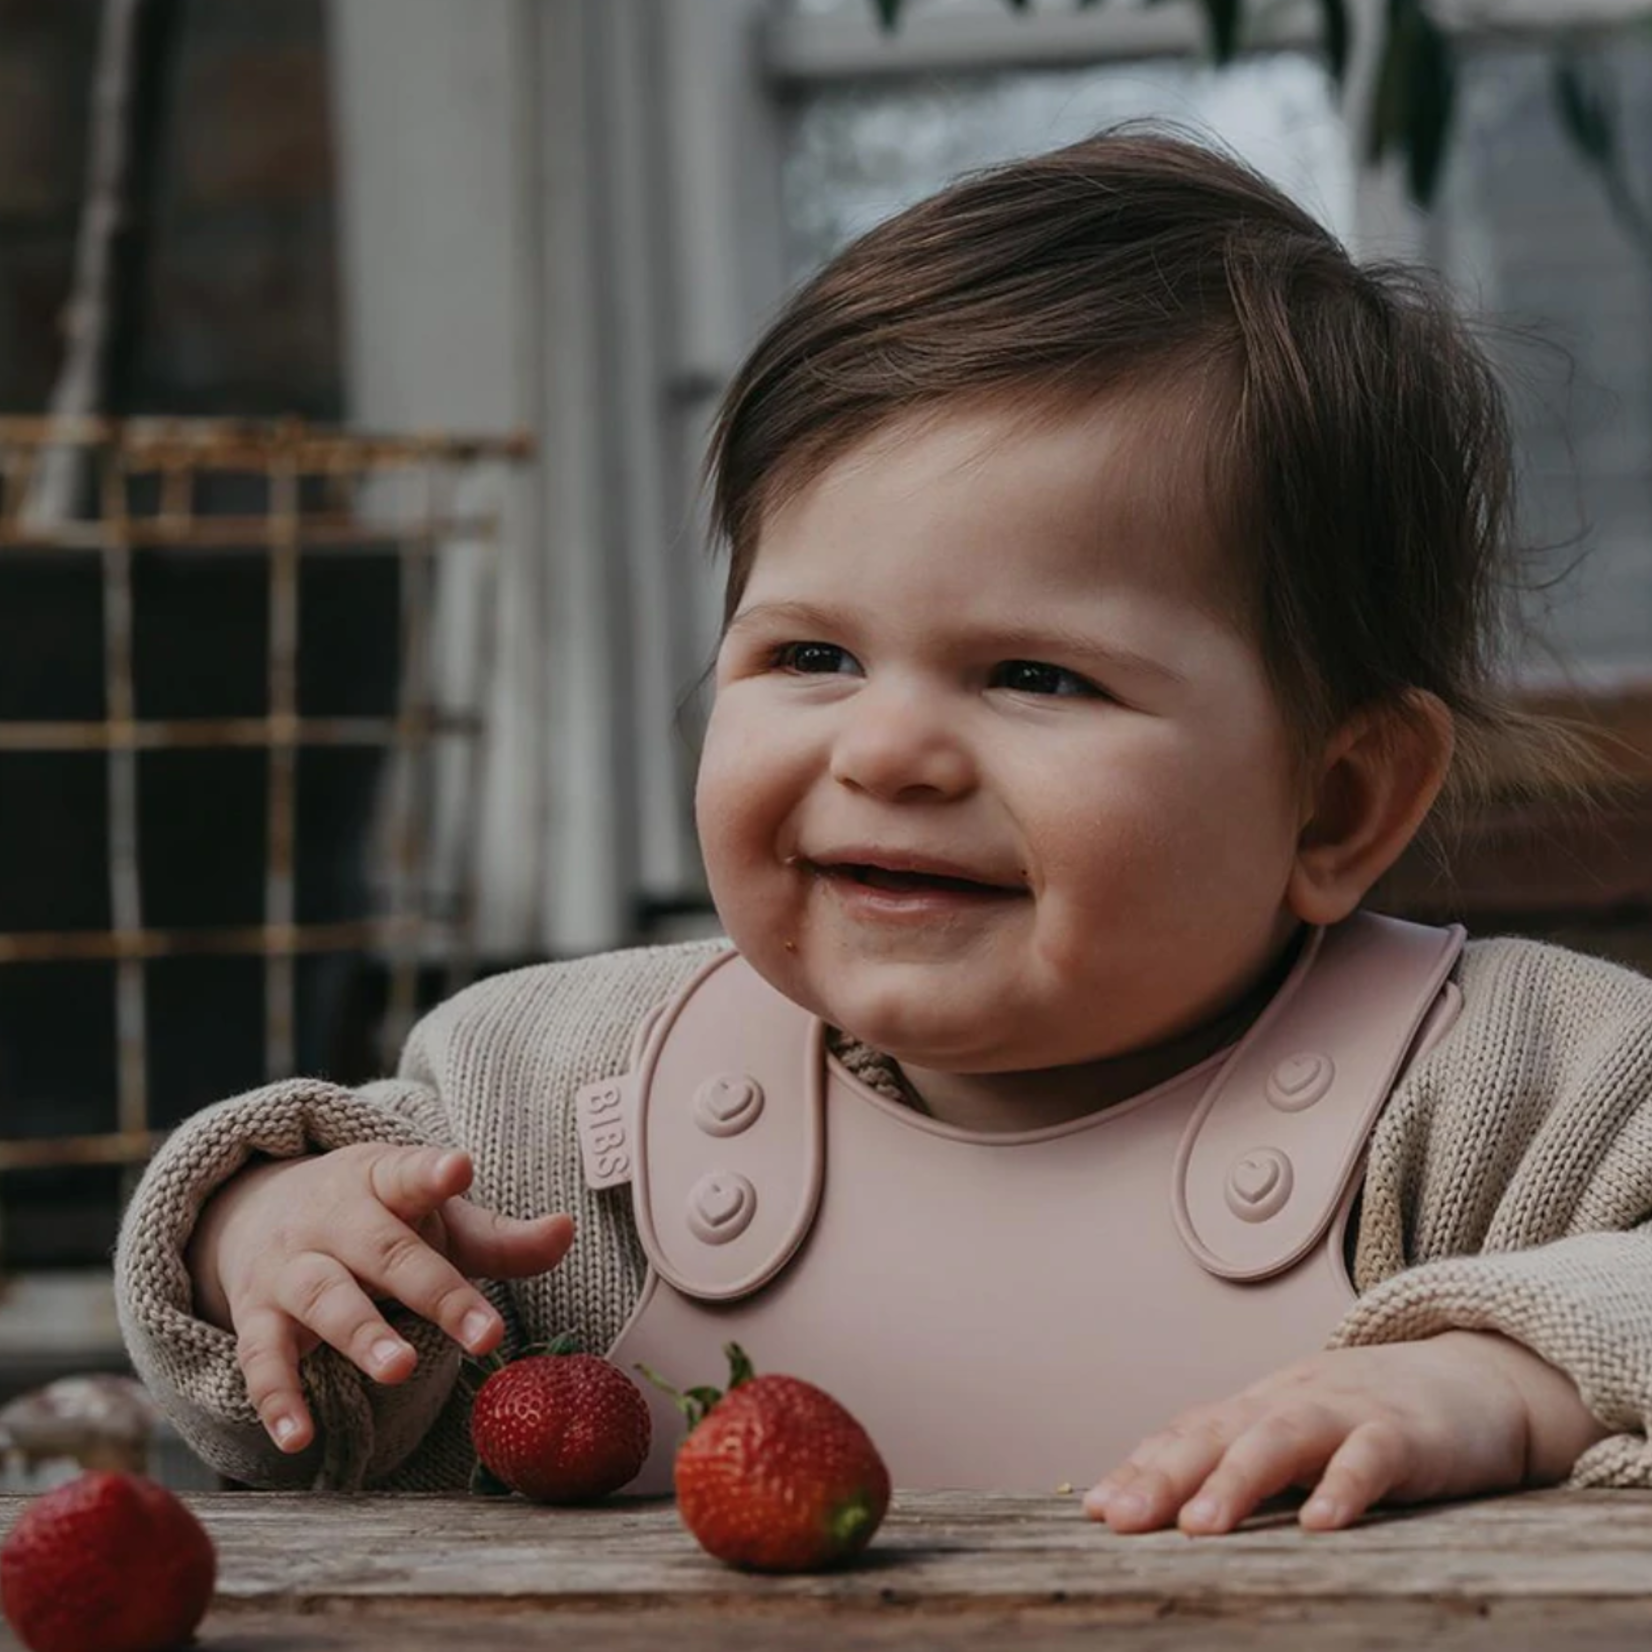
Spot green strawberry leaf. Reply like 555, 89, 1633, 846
682, 1385, 726, 1423
507, 1330, 583, 1362
1316, 0, 1349, 87
469, 1458, 515, 1498
635, 1363, 729, 1431
458, 1352, 504, 1396
724, 1343, 756, 1391
1198, 0, 1241, 64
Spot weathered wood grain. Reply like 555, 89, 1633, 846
4, 1489, 1652, 1650
5, 1599, 1642, 1652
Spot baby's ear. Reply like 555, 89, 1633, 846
1287, 692, 1454, 927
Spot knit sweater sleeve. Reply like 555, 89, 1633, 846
1333, 935, 1652, 1486
113, 938, 723, 1493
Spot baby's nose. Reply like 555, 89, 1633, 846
828, 686, 976, 801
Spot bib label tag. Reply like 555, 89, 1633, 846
576, 1078, 634, 1189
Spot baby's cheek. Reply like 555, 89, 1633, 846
693, 752, 755, 868
698, 831, 759, 942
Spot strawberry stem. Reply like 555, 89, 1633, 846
636, 1344, 759, 1431
634, 1363, 725, 1430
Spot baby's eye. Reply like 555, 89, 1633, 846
772, 641, 860, 676
991, 659, 1103, 698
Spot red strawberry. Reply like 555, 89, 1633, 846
467, 1333, 650, 1502
645, 1344, 891, 1573
0, 1470, 215, 1652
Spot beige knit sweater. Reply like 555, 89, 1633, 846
114, 932, 1652, 1494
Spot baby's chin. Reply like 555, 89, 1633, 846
816, 996, 1034, 1075
736, 938, 1057, 1068
823, 991, 1148, 1079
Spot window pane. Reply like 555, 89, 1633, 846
779, 53, 1353, 281
1430, 38, 1652, 683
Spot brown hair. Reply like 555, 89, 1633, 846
705, 127, 1589, 806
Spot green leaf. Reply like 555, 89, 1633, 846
1403, 4, 1455, 205
1552, 55, 1617, 168
1365, 3, 1405, 166
1200, 0, 1241, 62
469, 1458, 514, 1498
724, 1342, 757, 1391
1365, 0, 1456, 206
683, 1384, 726, 1419
458, 1349, 506, 1395
1548, 52, 1652, 263
1316, 0, 1350, 86
510, 1338, 569, 1361
636, 1363, 725, 1431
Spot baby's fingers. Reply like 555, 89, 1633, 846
343, 1214, 501, 1355
235, 1304, 318, 1453
1298, 1421, 1411, 1530
276, 1251, 420, 1384
366, 1145, 475, 1222
1177, 1406, 1377, 1535
1086, 1411, 1235, 1531
438, 1203, 574, 1282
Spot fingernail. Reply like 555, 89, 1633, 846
1184, 1495, 1220, 1526
461, 1310, 495, 1348
1303, 1495, 1340, 1525
372, 1338, 408, 1371
273, 1416, 299, 1448
1108, 1490, 1148, 1522
1082, 1483, 1110, 1516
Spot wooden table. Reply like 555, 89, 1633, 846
5, 1489, 1652, 1650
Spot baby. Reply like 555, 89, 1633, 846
116, 131, 1652, 1535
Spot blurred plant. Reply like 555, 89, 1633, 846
870, 0, 1652, 242
1552, 46, 1652, 265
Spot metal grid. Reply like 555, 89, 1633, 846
0, 416, 529, 1182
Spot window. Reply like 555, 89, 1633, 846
1430, 33, 1652, 682
745, 0, 1652, 688
780, 53, 1353, 278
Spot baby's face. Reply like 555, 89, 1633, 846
696, 395, 1310, 1076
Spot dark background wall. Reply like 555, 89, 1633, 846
0, 0, 405, 1270
0, 0, 338, 419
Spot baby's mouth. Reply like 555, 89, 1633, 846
806, 860, 1025, 897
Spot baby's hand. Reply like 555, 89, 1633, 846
1084, 1331, 1603, 1535
184, 1144, 575, 1454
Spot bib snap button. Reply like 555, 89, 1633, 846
687, 1172, 757, 1245
693, 1073, 765, 1137
1265, 1052, 1335, 1113
1224, 1147, 1293, 1222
